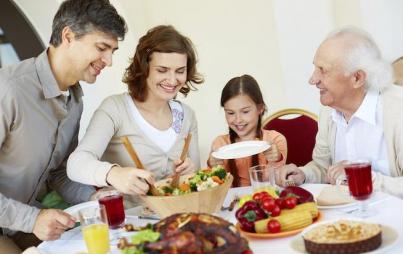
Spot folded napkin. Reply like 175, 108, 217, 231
316, 185, 354, 206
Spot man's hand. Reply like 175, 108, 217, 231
173, 157, 195, 175
326, 160, 347, 185
89, 186, 115, 201
275, 164, 306, 187
33, 209, 75, 241
106, 166, 154, 195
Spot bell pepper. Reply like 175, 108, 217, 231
235, 200, 267, 232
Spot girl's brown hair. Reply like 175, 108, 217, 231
123, 25, 204, 102
220, 74, 266, 187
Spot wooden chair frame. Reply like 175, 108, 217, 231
262, 108, 318, 128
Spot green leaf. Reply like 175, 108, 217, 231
131, 229, 160, 245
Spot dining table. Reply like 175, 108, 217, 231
38, 183, 402, 254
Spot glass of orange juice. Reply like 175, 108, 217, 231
79, 204, 110, 254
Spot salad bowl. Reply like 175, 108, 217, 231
140, 168, 233, 218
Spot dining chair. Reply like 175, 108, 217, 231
262, 108, 318, 167
393, 56, 403, 86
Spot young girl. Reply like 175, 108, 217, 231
208, 74, 287, 187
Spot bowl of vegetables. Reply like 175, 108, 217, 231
140, 166, 233, 218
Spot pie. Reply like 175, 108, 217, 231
303, 220, 382, 254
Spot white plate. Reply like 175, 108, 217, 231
211, 141, 270, 159
64, 200, 98, 220
302, 183, 356, 209
317, 202, 357, 210
290, 220, 399, 254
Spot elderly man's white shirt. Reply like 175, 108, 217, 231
333, 89, 390, 176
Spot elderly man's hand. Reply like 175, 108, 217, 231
275, 164, 306, 187
33, 209, 76, 241
326, 160, 348, 185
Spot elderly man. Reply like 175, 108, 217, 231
0, 0, 126, 252
276, 27, 403, 199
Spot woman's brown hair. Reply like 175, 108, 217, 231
123, 25, 204, 102
220, 74, 266, 187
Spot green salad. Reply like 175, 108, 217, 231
157, 166, 228, 196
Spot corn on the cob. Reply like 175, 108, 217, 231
255, 211, 313, 233
280, 202, 318, 219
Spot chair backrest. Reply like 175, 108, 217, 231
262, 108, 318, 167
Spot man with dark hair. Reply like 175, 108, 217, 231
0, 0, 126, 252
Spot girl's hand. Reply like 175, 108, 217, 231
106, 166, 154, 195
208, 155, 224, 167
174, 157, 195, 175
264, 142, 281, 162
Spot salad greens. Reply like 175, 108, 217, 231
189, 166, 227, 191
120, 229, 160, 254
157, 165, 228, 195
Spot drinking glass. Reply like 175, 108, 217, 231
344, 160, 374, 217
79, 204, 110, 254
98, 190, 125, 241
249, 164, 276, 191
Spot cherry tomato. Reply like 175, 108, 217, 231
267, 219, 281, 233
259, 191, 270, 199
271, 205, 281, 217
252, 192, 263, 202
261, 198, 276, 212
283, 197, 298, 209
275, 198, 284, 208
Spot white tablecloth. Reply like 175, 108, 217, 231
38, 184, 402, 254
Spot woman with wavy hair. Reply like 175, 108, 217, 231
68, 25, 203, 201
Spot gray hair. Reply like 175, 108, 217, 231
326, 26, 393, 91
50, 0, 127, 47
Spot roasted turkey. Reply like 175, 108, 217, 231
143, 213, 251, 254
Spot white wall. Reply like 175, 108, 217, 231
11, 0, 403, 167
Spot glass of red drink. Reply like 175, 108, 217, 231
98, 190, 125, 241
344, 160, 374, 217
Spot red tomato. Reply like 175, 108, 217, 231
252, 192, 263, 202
275, 198, 284, 208
283, 197, 298, 209
267, 219, 281, 233
259, 191, 270, 199
271, 205, 281, 217
242, 250, 253, 254
261, 198, 276, 212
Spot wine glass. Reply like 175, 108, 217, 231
344, 160, 374, 217
98, 190, 125, 242
79, 204, 110, 254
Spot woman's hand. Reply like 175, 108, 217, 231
264, 142, 281, 162
173, 157, 195, 175
106, 166, 154, 195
